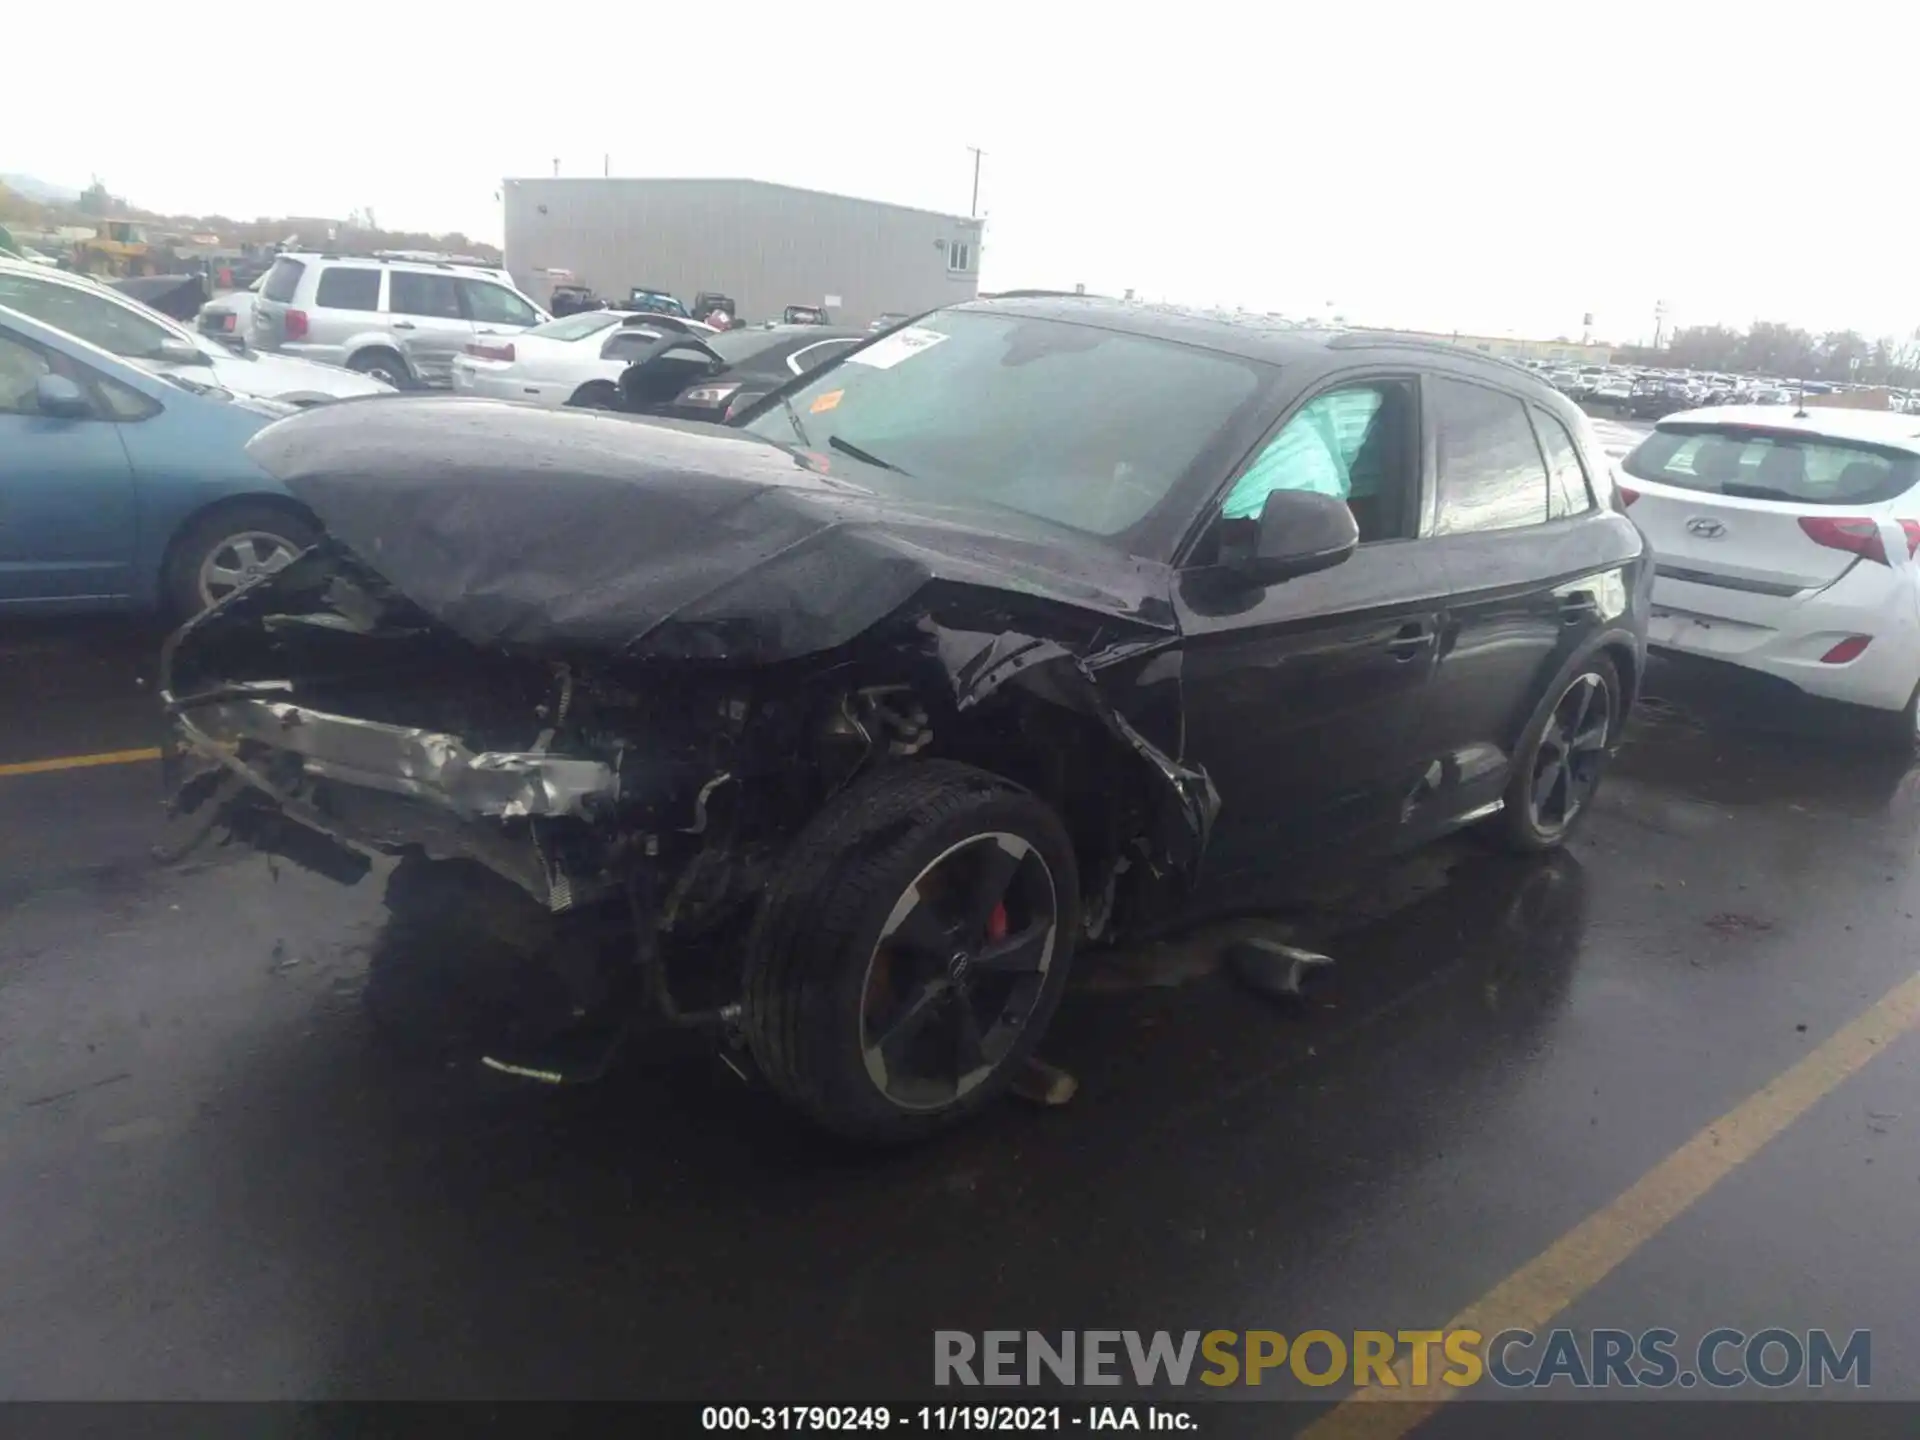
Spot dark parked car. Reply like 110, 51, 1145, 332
625, 287, 689, 317
1629, 375, 1700, 418
162, 299, 1649, 1142
610, 323, 864, 419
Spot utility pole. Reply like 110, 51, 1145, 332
1653, 298, 1669, 349
552, 158, 560, 177
966, 146, 985, 218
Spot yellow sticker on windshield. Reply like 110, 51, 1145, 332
810, 389, 844, 414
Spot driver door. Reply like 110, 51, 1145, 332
1173, 374, 1448, 891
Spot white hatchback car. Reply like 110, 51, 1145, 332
1619, 405, 1920, 739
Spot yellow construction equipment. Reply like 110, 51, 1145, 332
71, 220, 153, 277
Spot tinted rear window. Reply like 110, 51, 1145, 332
1622, 426, 1920, 505
261, 258, 306, 303
706, 328, 803, 364
315, 267, 380, 311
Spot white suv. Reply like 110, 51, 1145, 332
250, 254, 549, 389
1620, 405, 1920, 740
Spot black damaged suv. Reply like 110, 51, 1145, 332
162, 297, 1649, 1141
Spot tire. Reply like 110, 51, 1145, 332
162, 501, 318, 617
567, 381, 621, 410
349, 348, 412, 389
1493, 654, 1623, 853
743, 761, 1082, 1144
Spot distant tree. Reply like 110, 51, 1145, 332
1667, 323, 1742, 370
1814, 329, 1870, 383
77, 178, 118, 216
1735, 321, 1817, 378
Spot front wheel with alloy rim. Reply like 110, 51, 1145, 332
1495, 655, 1621, 852
162, 502, 318, 616
744, 761, 1081, 1144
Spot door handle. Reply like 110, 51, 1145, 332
1385, 621, 1431, 661
392, 320, 417, 330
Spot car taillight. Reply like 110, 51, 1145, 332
464, 341, 515, 361
219, 313, 236, 332
1616, 484, 1640, 508
1820, 635, 1873, 664
284, 309, 309, 340
1799, 516, 1895, 566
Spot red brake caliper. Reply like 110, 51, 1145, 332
987, 901, 1009, 943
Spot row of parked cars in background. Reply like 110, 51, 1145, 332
1530, 361, 1920, 419
1530, 363, 1796, 417
0, 250, 902, 618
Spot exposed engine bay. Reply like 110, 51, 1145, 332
159, 398, 1220, 1097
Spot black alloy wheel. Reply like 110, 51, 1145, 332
1496, 656, 1621, 852
858, 832, 1060, 1111
1530, 670, 1613, 832
743, 761, 1081, 1143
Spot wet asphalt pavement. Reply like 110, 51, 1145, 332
5, 609, 1920, 1427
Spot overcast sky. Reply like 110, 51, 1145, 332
13, 2, 1919, 344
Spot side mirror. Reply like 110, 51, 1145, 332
155, 336, 210, 366
1218, 488, 1359, 585
35, 374, 93, 419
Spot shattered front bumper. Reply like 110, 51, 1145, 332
180, 697, 618, 820
166, 692, 623, 910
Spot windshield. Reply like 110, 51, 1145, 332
1622, 425, 1920, 504
0, 272, 183, 361
528, 311, 624, 342
740, 309, 1267, 538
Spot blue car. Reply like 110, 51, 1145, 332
0, 303, 324, 616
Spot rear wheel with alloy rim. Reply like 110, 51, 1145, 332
744, 762, 1080, 1143
1496, 656, 1620, 852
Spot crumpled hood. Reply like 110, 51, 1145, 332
245, 397, 1175, 660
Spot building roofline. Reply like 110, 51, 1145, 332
501, 175, 983, 228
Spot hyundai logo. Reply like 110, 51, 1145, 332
1686, 517, 1728, 539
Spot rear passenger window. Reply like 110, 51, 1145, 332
1431, 378, 1552, 535
315, 268, 381, 312
260, 258, 306, 303
1533, 409, 1595, 519
388, 272, 463, 320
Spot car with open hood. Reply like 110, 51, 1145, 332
161, 298, 1649, 1141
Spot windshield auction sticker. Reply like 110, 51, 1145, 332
847, 326, 948, 369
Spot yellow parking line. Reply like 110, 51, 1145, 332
0, 747, 163, 778
1305, 965, 1920, 1439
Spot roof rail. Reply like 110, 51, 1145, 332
1327, 330, 1540, 374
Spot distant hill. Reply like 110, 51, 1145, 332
1, 174, 80, 205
